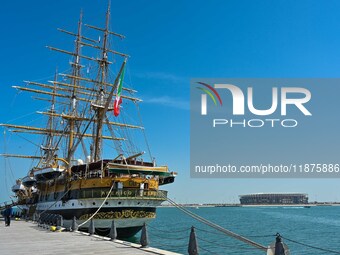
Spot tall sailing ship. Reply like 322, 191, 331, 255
1, 3, 176, 237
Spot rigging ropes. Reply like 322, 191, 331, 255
164, 195, 267, 251
78, 181, 115, 228
38, 184, 73, 217
135, 102, 153, 161
282, 235, 340, 254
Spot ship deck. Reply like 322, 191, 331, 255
0, 219, 182, 255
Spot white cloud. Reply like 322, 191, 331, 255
135, 71, 187, 85
143, 95, 189, 110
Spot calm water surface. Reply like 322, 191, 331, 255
133, 206, 340, 255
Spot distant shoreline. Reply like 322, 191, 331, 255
159, 202, 340, 208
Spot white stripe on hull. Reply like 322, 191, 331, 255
37, 197, 164, 211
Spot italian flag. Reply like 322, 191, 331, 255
113, 65, 125, 117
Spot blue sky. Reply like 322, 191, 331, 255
2, 0, 340, 203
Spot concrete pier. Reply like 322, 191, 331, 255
0, 219, 182, 255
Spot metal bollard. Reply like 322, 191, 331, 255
50, 215, 55, 226
71, 216, 78, 232
109, 220, 117, 240
140, 223, 149, 248
57, 215, 63, 228
88, 218, 95, 235
53, 215, 58, 226
275, 233, 285, 255
188, 226, 198, 255
44, 214, 49, 226
52, 214, 57, 225
39, 215, 43, 225
46, 214, 52, 226
44, 215, 48, 226
38, 215, 43, 227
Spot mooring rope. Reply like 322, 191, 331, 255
147, 224, 191, 234
78, 181, 115, 228
164, 195, 268, 251
196, 236, 261, 250
282, 235, 340, 254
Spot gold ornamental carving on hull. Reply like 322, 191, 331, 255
79, 210, 156, 220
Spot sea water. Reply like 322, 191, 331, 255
134, 206, 340, 254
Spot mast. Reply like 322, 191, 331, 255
66, 10, 83, 168
93, 2, 111, 162
40, 69, 58, 166
1, 4, 140, 166
46, 69, 57, 149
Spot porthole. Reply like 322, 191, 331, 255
105, 202, 109, 205
93, 202, 96, 205
118, 201, 122, 205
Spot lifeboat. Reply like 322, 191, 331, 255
33, 166, 65, 181
11, 180, 26, 193
22, 175, 37, 187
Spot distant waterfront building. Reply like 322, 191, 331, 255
239, 193, 308, 205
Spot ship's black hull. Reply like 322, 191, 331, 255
36, 206, 157, 239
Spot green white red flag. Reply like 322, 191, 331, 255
113, 65, 125, 117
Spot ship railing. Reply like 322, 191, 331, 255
43, 189, 167, 202
73, 188, 168, 200
109, 189, 168, 199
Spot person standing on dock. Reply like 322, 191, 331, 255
4, 205, 12, 227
